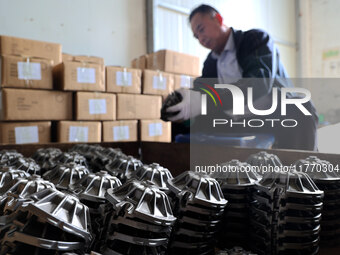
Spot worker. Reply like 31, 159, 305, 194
165, 4, 318, 150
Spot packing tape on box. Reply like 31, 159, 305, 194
116, 68, 132, 87
153, 70, 166, 90
113, 125, 130, 141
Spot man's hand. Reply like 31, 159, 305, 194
166, 88, 201, 121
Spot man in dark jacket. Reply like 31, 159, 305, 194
166, 4, 318, 150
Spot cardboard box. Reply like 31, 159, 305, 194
131, 55, 148, 70
116, 94, 161, 120
143, 70, 174, 96
0, 88, 72, 120
62, 53, 73, 62
57, 121, 101, 143
0, 35, 62, 65
53, 58, 105, 92
106, 66, 141, 94
1, 55, 53, 89
174, 74, 194, 90
0, 121, 51, 144
103, 120, 137, 142
147, 50, 200, 76
140, 120, 171, 142
75, 92, 116, 121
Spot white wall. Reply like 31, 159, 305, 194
0, 0, 147, 67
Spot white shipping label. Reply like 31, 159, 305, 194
15, 126, 39, 144
77, 67, 96, 83
17, 62, 42, 80
116, 71, 132, 86
113, 126, 130, 141
69, 126, 89, 142
180, 75, 191, 88
148, 123, 163, 137
153, 76, 167, 90
88, 99, 107, 115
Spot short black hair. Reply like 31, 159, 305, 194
189, 4, 219, 22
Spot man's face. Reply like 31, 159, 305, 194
190, 12, 222, 51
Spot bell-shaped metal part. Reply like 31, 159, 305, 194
0, 168, 30, 188
43, 163, 90, 190
247, 151, 282, 167
0, 175, 55, 198
105, 156, 143, 182
105, 180, 176, 225
0, 188, 92, 253
210, 160, 260, 189
168, 171, 228, 208
258, 170, 324, 198
0, 150, 23, 167
90, 147, 126, 172
295, 156, 340, 182
54, 151, 89, 169
26, 188, 92, 242
132, 163, 173, 192
71, 170, 122, 203
69, 144, 105, 161
32, 147, 63, 171
9, 157, 41, 175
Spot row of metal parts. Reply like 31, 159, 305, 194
0, 145, 338, 255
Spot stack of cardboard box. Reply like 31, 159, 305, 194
54, 54, 106, 143
132, 49, 200, 142
106, 66, 164, 142
0, 35, 200, 145
0, 35, 70, 145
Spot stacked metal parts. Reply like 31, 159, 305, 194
295, 156, 340, 246
247, 151, 283, 176
211, 160, 260, 249
103, 180, 176, 254
167, 171, 228, 255
0, 145, 338, 255
250, 169, 324, 255
70, 170, 122, 250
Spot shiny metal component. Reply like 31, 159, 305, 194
103, 180, 175, 255
54, 151, 89, 169
250, 170, 324, 255
71, 171, 122, 203
168, 171, 227, 254
247, 151, 282, 176
0, 188, 92, 253
0, 168, 30, 188
0, 150, 23, 167
132, 163, 173, 192
8, 157, 41, 175
0, 175, 55, 198
28, 188, 92, 241
295, 156, 340, 182
43, 163, 90, 190
32, 147, 63, 173
105, 180, 175, 225
295, 156, 340, 246
90, 148, 125, 172
211, 160, 260, 189
210, 160, 260, 249
168, 171, 227, 208
105, 156, 143, 183
70, 144, 105, 163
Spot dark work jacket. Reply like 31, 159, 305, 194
191, 28, 318, 150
